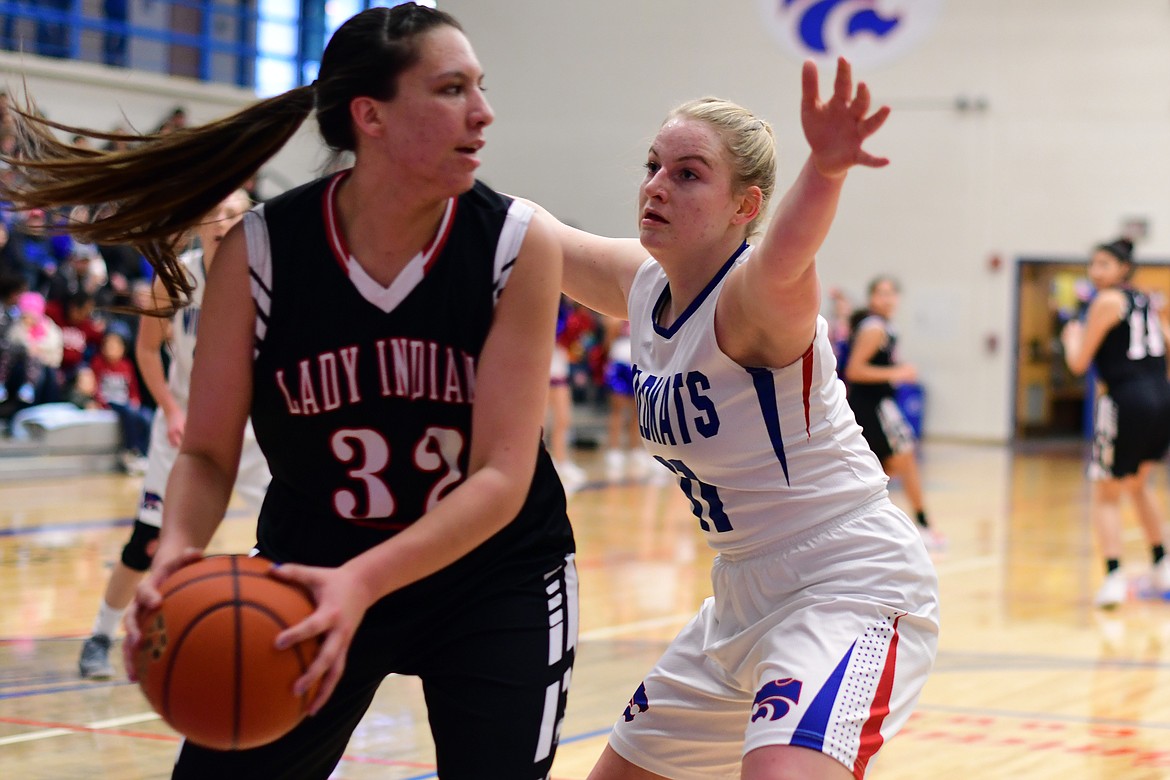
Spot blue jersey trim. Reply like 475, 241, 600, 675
747, 366, 790, 486
791, 640, 856, 752
651, 241, 749, 339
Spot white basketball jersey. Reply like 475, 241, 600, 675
167, 248, 205, 404
627, 247, 888, 555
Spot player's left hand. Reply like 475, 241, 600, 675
269, 561, 374, 715
801, 57, 890, 178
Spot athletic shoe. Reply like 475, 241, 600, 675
604, 449, 626, 477
1153, 558, 1170, 595
79, 634, 114, 679
554, 460, 587, 495
917, 524, 948, 553
120, 452, 148, 476
1095, 570, 1127, 609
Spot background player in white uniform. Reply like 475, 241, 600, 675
532, 58, 940, 779
78, 189, 270, 679
602, 315, 651, 478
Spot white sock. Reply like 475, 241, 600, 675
92, 600, 125, 639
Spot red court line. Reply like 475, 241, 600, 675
0, 715, 437, 769
900, 718, 1170, 768
0, 715, 179, 743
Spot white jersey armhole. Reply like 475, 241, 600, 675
244, 205, 272, 360
492, 199, 534, 305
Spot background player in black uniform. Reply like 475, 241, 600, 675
1062, 238, 1170, 608
844, 275, 943, 550
0, 5, 576, 778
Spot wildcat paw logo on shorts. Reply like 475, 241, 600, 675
622, 682, 649, 722
757, 0, 946, 70
141, 491, 162, 512
751, 678, 803, 722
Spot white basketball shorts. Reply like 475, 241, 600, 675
608, 498, 940, 779
139, 411, 270, 528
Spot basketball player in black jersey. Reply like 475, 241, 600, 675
0, 5, 576, 778
844, 276, 944, 551
1062, 238, 1170, 608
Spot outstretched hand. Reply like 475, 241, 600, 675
801, 57, 890, 178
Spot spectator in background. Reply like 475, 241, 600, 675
91, 325, 150, 473
9, 207, 64, 292
10, 290, 62, 404
68, 364, 98, 409
93, 202, 150, 309
101, 123, 134, 153
107, 277, 159, 410
155, 106, 187, 135
53, 289, 105, 391
0, 268, 28, 406
46, 238, 108, 311
0, 219, 21, 275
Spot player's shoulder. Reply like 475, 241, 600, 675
460, 179, 513, 216
1091, 287, 1128, 315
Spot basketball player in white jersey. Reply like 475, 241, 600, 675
79, 190, 270, 679
1061, 238, 1170, 608
530, 58, 940, 779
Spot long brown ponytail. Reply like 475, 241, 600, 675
2, 88, 315, 311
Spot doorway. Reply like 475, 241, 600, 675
1013, 258, 1170, 439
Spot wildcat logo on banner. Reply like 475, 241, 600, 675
757, 0, 946, 70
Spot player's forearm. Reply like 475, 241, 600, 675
345, 464, 527, 603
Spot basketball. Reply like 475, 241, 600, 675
135, 555, 320, 751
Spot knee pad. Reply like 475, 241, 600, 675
120, 520, 161, 572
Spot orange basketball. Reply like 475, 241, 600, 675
135, 554, 321, 750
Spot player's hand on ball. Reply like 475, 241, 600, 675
270, 561, 375, 715
122, 547, 203, 681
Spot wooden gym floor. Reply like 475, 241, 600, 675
2, 439, 1170, 779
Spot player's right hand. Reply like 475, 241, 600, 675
122, 547, 204, 681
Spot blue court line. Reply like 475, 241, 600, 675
0, 509, 255, 537
0, 679, 127, 699
0, 516, 135, 536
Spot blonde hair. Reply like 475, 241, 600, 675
666, 97, 776, 237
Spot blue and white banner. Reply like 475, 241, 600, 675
756, 0, 946, 70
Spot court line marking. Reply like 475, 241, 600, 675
579, 614, 693, 641
0, 509, 254, 537
0, 712, 165, 746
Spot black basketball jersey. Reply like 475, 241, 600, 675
846, 313, 896, 404
246, 173, 572, 576
1093, 287, 1168, 391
